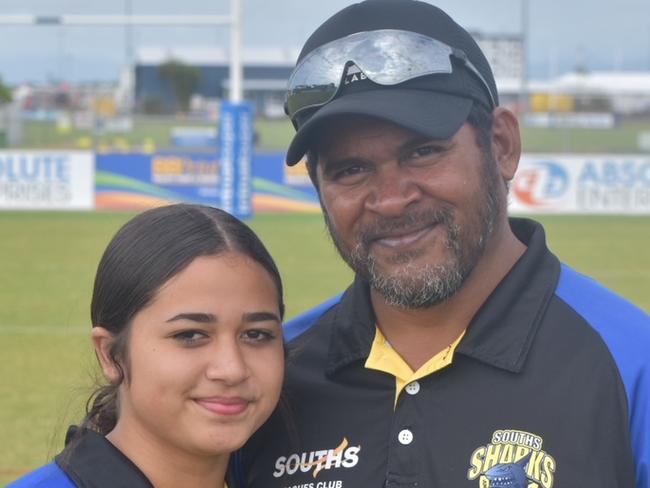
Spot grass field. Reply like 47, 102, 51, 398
16, 117, 650, 154
19, 118, 294, 152
1, 211, 648, 484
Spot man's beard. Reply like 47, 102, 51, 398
324, 154, 504, 309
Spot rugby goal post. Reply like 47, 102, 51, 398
0, 0, 254, 218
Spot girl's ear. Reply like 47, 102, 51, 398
91, 327, 121, 383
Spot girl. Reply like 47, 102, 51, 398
10, 204, 285, 488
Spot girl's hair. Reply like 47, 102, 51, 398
76, 204, 284, 437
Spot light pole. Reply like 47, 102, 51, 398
230, 0, 243, 103
520, 0, 529, 116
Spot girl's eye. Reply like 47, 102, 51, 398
172, 330, 209, 345
241, 329, 277, 344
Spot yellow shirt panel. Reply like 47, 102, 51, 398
364, 326, 465, 406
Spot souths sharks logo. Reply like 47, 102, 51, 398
484, 453, 532, 487
467, 429, 556, 488
273, 438, 361, 479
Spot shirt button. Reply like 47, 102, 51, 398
398, 429, 413, 445
405, 381, 420, 395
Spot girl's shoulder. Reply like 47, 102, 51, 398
7, 462, 76, 488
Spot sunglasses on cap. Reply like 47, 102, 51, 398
285, 29, 496, 124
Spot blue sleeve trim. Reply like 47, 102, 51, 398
556, 263, 650, 488
7, 462, 76, 487
283, 293, 343, 342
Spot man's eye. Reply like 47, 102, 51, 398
411, 145, 441, 158
335, 166, 363, 177
172, 330, 209, 345
328, 164, 368, 184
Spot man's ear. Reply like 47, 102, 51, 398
491, 107, 522, 182
91, 327, 121, 383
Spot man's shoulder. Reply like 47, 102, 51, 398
555, 263, 649, 335
283, 293, 344, 342
555, 263, 649, 411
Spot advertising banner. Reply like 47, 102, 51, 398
95, 151, 321, 213
253, 153, 319, 212
510, 154, 650, 215
0, 151, 94, 210
95, 153, 220, 210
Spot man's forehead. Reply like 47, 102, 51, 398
313, 115, 457, 156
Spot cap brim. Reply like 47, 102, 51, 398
286, 89, 474, 165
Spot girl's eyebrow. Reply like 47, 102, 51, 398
165, 311, 281, 324
242, 311, 281, 323
166, 313, 216, 324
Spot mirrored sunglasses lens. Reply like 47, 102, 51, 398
286, 84, 337, 118
286, 30, 480, 119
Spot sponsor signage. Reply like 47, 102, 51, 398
510, 155, 650, 214
94, 151, 320, 213
6, 151, 643, 215
95, 153, 221, 209
285, 157, 314, 187
0, 151, 94, 209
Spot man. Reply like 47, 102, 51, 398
240, 1, 650, 487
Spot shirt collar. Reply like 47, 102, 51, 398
324, 218, 560, 376
455, 218, 560, 372
324, 273, 377, 377
56, 429, 154, 488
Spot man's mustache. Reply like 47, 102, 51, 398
357, 207, 454, 248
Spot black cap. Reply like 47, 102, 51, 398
286, 0, 498, 165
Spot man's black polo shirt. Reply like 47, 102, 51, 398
241, 218, 649, 488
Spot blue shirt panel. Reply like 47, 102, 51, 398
283, 293, 342, 341
556, 263, 650, 488
8, 462, 76, 488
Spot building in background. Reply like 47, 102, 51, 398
472, 31, 525, 110
134, 46, 297, 118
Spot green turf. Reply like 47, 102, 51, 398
533, 215, 650, 308
19, 117, 295, 152
16, 117, 650, 154
521, 121, 650, 154
0, 211, 648, 484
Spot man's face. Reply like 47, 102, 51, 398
314, 115, 505, 308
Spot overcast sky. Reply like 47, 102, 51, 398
1, 0, 649, 83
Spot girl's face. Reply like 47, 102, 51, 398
105, 252, 284, 458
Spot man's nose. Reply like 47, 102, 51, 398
364, 164, 422, 216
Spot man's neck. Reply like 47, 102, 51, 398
370, 223, 526, 371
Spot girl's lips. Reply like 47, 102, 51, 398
195, 397, 249, 416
